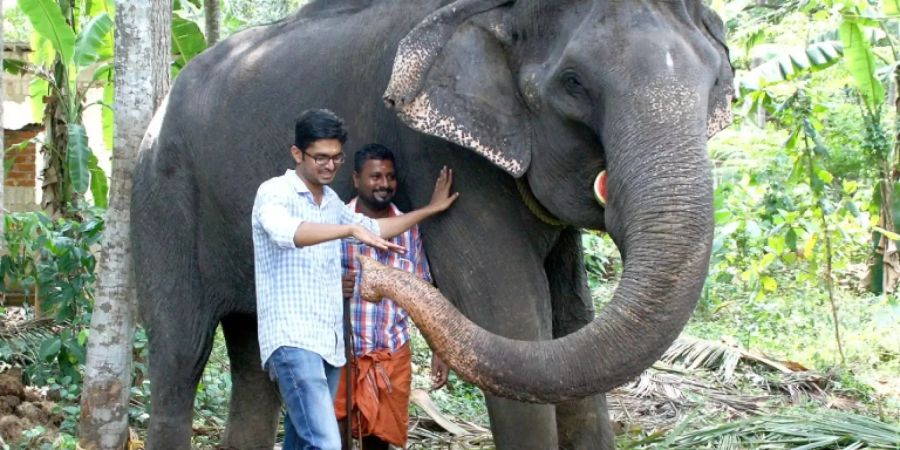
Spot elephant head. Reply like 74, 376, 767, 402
382, 0, 733, 402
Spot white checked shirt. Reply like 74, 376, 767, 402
252, 169, 380, 368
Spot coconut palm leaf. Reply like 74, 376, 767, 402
0, 318, 57, 365
646, 410, 900, 449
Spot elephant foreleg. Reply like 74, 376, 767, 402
221, 313, 281, 450
547, 228, 615, 450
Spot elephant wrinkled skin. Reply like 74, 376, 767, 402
131, 1, 733, 449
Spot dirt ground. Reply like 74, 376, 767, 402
0, 368, 62, 445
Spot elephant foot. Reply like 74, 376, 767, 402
556, 395, 615, 450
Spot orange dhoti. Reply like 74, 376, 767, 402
335, 343, 412, 447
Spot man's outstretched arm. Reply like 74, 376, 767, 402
293, 222, 404, 252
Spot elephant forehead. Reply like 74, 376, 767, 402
398, 93, 525, 176
630, 79, 703, 125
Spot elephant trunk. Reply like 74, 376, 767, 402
360, 108, 713, 403
358, 132, 712, 403
594, 112, 714, 392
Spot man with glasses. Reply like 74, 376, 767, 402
251, 109, 459, 450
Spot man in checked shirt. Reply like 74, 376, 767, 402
251, 109, 458, 450
334, 144, 449, 450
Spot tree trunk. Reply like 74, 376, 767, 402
79, 1, 171, 449
1, 2, 5, 228
40, 1, 76, 216
204, 0, 220, 46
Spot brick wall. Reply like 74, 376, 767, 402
4, 128, 39, 188
4, 127, 40, 212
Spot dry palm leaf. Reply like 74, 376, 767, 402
0, 318, 55, 341
662, 337, 744, 381
662, 336, 809, 382
0, 318, 56, 365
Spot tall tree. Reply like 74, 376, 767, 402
205, 0, 219, 45
79, 1, 171, 448
1, 2, 5, 228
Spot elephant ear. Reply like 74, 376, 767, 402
384, 0, 530, 177
698, 5, 734, 138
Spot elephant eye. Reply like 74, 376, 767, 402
561, 71, 586, 96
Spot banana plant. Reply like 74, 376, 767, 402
10, 0, 114, 212
172, 13, 207, 76
7, 0, 208, 213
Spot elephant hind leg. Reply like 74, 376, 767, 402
547, 227, 615, 450
220, 313, 281, 450
144, 306, 217, 450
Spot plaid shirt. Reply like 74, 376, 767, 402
342, 198, 432, 357
252, 170, 380, 368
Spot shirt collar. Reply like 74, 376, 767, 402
347, 197, 400, 217
284, 169, 340, 205
284, 169, 309, 194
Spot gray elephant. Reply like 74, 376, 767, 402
131, 0, 733, 449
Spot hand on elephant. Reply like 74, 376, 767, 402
430, 353, 449, 391
426, 166, 460, 213
351, 224, 406, 253
342, 271, 355, 299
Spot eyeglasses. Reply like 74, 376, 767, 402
305, 152, 346, 166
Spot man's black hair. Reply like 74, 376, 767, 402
294, 109, 348, 151
354, 143, 396, 172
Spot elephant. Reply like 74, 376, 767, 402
131, 0, 733, 449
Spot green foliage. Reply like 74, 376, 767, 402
582, 232, 620, 294
191, 328, 232, 445
220, 0, 305, 35
3, 4, 34, 42
172, 14, 207, 76
718, 0, 900, 321
409, 327, 489, 427
0, 210, 103, 386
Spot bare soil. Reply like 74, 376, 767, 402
0, 368, 62, 443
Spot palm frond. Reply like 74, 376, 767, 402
646, 410, 900, 449
662, 337, 810, 383
662, 337, 745, 382
0, 318, 57, 365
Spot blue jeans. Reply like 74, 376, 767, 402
267, 346, 342, 450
